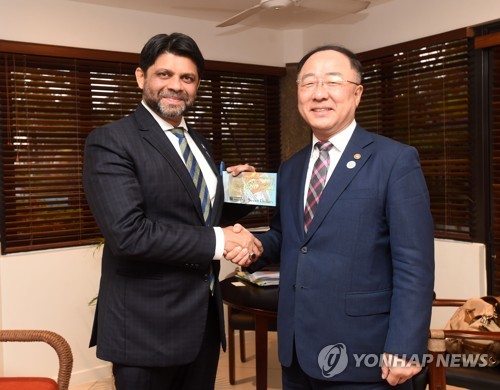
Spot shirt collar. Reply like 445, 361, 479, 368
311, 120, 357, 153
141, 101, 188, 131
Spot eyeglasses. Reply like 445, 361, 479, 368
297, 75, 361, 90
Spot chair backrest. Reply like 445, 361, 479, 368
0, 330, 73, 390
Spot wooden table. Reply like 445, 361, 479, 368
220, 276, 278, 390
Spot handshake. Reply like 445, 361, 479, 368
222, 224, 262, 267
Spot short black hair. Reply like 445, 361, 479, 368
297, 45, 363, 83
139, 33, 204, 78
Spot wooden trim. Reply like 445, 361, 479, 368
0, 39, 139, 63
0, 39, 285, 76
475, 31, 500, 49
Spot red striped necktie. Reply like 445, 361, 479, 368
304, 141, 333, 233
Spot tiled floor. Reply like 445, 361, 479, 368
70, 331, 468, 389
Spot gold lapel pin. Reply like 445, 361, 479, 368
354, 153, 361, 160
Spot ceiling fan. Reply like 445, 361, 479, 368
216, 0, 371, 28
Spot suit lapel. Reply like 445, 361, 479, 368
290, 147, 312, 239
133, 105, 209, 225
304, 126, 374, 239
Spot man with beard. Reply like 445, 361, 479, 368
83, 33, 262, 390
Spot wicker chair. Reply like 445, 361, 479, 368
0, 330, 73, 390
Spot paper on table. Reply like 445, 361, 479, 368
235, 270, 279, 286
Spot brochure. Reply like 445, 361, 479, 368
223, 172, 277, 206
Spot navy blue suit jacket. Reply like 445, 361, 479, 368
83, 104, 250, 366
258, 125, 435, 382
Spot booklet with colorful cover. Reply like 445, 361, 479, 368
223, 172, 277, 207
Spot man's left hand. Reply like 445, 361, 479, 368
381, 352, 422, 386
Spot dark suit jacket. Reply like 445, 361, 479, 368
258, 125, 435, 382
83, 103, 249, 367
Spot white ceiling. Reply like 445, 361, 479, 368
68, 0, 392, 30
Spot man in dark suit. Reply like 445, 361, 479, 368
247, 45, 435, 389
83, 33, 262, 390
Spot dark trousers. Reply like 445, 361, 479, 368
282, 347, 414, 390
112, 295, 220, 390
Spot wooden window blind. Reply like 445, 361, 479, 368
489, 45, 500, 293
356, 29, 473, 241
0, 41, 283, 254
189, 72, 281, 226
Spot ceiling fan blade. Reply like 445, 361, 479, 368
338, 0, 371, 13
216, 4, 263, 27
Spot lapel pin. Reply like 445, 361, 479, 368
347, 161, 356, 169
354, 153, 361, 160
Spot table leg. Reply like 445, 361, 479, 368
255, 315, 269, 390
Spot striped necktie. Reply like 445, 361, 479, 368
170, 127, 212, 224
304, 141, 333, 233
170, 127, 215, 292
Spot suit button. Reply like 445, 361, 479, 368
301, 246, 308, 253
203, 274, 209, 281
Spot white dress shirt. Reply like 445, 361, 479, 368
142, 101, 224, 259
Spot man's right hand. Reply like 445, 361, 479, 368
222, 224, 262, 267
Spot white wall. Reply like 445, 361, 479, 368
298, 0, 500, 60
0, 245, 111, 382
432, 240, 487, 329
0, 0, 286, 66
0, 0, 496, 385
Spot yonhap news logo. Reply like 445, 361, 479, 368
317, 343, 492, 378
317, 343, 349, 378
